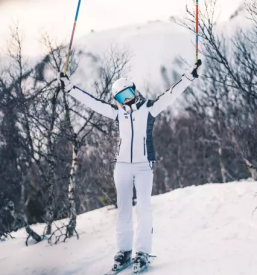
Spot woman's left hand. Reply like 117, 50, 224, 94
184, 59, 202, 81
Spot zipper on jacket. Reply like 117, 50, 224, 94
130, 114, 134, 163
143, 137, 146, 156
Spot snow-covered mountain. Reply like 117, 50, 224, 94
59, 1, 248, 93
1, 0, 248, 93
1, 180, 257, 275
73, 21, 194, 93
71, 7, 249, 94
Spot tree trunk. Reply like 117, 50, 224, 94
17, 157, 42, 244
45, 154, 55, 235
218, 145, 226, 183
229, 129, 257, 180
217, 121, 226, 183
67, 143, 78, 237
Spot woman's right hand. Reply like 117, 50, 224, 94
57, 72, 74, 93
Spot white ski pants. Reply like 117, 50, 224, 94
114, 162, 153, 254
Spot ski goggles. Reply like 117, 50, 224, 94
115, 87, 135, 104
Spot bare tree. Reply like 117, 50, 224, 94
170, 0, 257, 179
0, 23, 44, 243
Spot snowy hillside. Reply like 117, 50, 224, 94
0, 0, 244, 56
70, 13, 250, 94
1, 180, 257, 275
73, 21, 194, 93
0, 1, 247, 93
0, 0, 250, 94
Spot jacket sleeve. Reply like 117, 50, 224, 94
69, 86, 118, 121
147, 74, 193, 117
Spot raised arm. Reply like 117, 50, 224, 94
57, 73, 118, 121
148, 60, 202, 117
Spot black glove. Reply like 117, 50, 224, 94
184, 59, 202, 81
191, 59, 202, 78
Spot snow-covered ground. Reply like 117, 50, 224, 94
1, 180, 257, 275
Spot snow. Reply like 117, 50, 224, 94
1, 180, 257, 275
73, 21, 194, 93
0, 0, 244, 56
0, 0, 248, 94
0, 1, 250, 94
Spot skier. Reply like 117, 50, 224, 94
57, 59, 202, 274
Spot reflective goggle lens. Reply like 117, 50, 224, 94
115, 87, 135, 104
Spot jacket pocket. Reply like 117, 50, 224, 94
143, 137, 146, 156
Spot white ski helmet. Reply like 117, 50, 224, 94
112, 78, 136, 98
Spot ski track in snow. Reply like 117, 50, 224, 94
1, 180, 257, 275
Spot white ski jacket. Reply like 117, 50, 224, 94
69, 74, 194, 163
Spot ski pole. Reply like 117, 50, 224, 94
196, 0, 199, 62
63, 0, 82, 75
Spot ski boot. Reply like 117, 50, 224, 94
132, 251, 149, 273
111, 250, 132, 273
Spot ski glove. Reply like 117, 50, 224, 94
184, 59, 202, 81
57, 72, 74, 93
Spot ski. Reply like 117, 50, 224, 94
104, 261, 133, 275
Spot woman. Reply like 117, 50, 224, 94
57, 59, 202, 274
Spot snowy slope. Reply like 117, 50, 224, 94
1, 180, 257, 275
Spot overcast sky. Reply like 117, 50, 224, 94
0, 0, 242, 56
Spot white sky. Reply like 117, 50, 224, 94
0, 0, 242, 56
